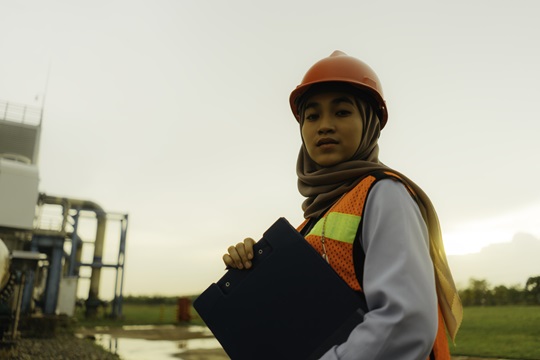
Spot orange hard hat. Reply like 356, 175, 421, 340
289, 50, 388, 129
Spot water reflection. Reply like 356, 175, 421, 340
88, 325, 225, 360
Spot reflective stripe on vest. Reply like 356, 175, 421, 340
307, 212, 360, 244
300, 174, 377, 291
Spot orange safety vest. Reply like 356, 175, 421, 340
297, 172, 450, 360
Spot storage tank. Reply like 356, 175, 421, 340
0, 100, 42, 250
0, 239, 10, 292
0, 157, 39, 230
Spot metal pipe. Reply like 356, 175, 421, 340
67, 212, 80, 277
111, 214, 127, 319
12, 273, 25, 340
38, 194, 105, 216
38, 193, 107, 317
43, 239, 63, 314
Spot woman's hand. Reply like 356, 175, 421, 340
222, 238, 256, 270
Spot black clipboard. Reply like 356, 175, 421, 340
193, 218, 365, 360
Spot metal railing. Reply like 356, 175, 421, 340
0, 99, 42, 126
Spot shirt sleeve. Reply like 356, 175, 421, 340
319, 179, 438, 360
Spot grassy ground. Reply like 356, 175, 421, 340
449, 306, 540, 359
75, 303, 181, 327
77, 303, 540, 359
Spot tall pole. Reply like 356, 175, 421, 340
39, 61, 51, 125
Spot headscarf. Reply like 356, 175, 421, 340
296, 86, 463, 340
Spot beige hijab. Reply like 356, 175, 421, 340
296, 93, 463, 340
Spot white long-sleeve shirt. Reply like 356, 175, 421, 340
320, 179, 438, 360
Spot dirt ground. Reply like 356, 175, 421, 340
76, 325, 498, 360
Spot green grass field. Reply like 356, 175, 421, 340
77, 304, 540, 359
75, 303, 180, 327
449, 306, 540, 359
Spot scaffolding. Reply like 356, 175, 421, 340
0, 98, 127, 321
27, 197, 128, 318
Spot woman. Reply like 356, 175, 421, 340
223, 50, 462, 359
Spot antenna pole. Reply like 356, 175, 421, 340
40, 61, 52, 124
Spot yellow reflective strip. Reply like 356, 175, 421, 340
307, 218, 324, 237
306, 212, 361, 244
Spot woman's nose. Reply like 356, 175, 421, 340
318, 114, 335, 134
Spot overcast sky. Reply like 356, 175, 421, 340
1, 0, 539, 298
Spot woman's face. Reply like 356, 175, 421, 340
301, 91, 364, 167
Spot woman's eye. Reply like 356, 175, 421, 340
336, 110, 351, 117
305, 113, 318, 121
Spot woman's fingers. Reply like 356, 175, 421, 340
226, 244, 243, 269
222, 238, 256, 270
222, 253, 236, 268
238, 238, 255, 260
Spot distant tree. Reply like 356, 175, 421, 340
492, 285, 511, 305
525, 276, 540, 304
459, 278, 492, 306
490, 285, 523, 305
507, 284, 525, 305
123, 295, 178, 305
457, 278, 540, 306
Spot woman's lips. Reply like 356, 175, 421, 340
316, 138, 339, 147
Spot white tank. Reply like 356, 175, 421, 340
0, 157, 39, 230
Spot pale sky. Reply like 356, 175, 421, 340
1, 0, 539, 298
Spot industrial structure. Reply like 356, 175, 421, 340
0, 99, 128, 341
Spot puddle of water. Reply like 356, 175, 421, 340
122, 324, 176, 331
92, 327, 223, 360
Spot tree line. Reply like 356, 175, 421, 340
122, 295, 185, 305
121, 276, 540, 307
459, 276, 540, 306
